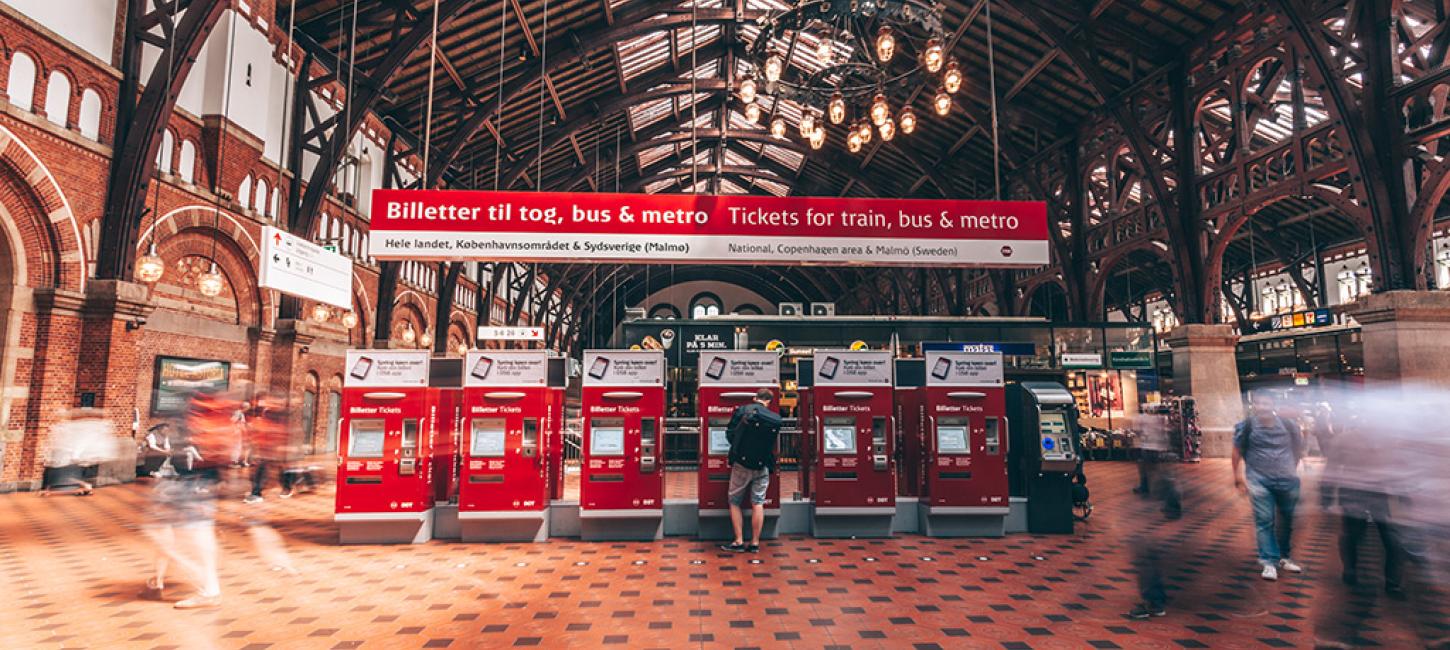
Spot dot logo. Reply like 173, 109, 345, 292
1000, 245, 1014, 257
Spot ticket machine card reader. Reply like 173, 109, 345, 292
1037, 411, 1077, 472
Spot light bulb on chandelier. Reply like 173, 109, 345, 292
799, 111, 817, 138
809, 126, 826, 150
341, 311, 359, 329
923, 38, 944, 73
770, 116, 787, 139
943, 60, 963, 94
870, 94, 889, 126
744, 102, 761, 123
816, 35, 833, 63
933, 90, 952, 116
419, 330, 433, 349
899, 107, 917, 134
764, 54, 784, 83
135, 244, 165, 283
875, 26, 895, 62
847, 130, 863, 152
738, 76, 757, 104
828, 93, 846, 124
879, 118, 896, 141
310, 303, 332, 323
857, 120, 872, 144
197, 263, 224, 297
400, 324, 416, 344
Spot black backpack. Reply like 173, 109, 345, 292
730, 404, 782, 470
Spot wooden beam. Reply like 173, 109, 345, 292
568, 133, 587, 166
1004, 50, 1059, 102
544, 74, 567, 119
511, 0, 538, 57
601, 0, 614, 25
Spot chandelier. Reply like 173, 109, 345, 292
737, 0, 960, 153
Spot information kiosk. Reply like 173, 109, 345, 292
920, 350, 1009, 537
335, 350, 434, 544
696, 351, 781, 539
1006, 382, 1082, 534
809, 349, 896, 538
579, 349, 666, 540
458, 350, 552, 542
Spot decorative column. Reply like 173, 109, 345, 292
72, 280, 155, 485
1347, 291, 1450, 388
1164, 324, 1243, 458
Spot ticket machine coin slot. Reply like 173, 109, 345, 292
399, 419, 419, 475
871, 416, 889, 471
639, 418, 658, 474
521, 418, 539, 458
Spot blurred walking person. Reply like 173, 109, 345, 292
42, 407, 119, 496
1232, 390, 1306, 581
1128, 407, 1183, 619
244, 392, 290, 504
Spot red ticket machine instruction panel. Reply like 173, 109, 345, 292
546, 356, 568, 501
810, 350, 897, 512
894, 382, 926, 498
697, 351, 781, 514
336, 350, 433, 516
429, 384, 462, 505
923, 351, 1009, 513
580, 350, 666, 516
459, 350, 551, 514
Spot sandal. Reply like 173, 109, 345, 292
140, 577, 166, 600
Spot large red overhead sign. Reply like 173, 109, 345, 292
368, 189, 1049, 267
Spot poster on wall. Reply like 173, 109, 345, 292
152, 357, 231, 415
369, 189, 1049, 267
1087, 373, 1124, 418
813, 350, 893, 386
924, 351, 1004, 387
463, 350, 548, 387
343, 350, 430, 388
581, 350, 665, 386
698, 351, 779, 386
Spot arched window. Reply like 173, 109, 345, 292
177, 141, 197, 183
689, 292, 723, 318
77, 88, 102, 140
157, 129, 174, 172
254, 178, 269, 214
238, 175, 252, 211
6, 52, 37, 111
44, 70, 71, 127
342, 223, 353, 255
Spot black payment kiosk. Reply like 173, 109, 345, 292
1006, 382, 1082, 534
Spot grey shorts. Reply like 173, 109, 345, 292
727, 464, 770, 507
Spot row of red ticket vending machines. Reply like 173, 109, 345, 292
334, 348, 1079, 543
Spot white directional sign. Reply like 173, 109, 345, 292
477, 326, 545, 341
260, 226, 352, 309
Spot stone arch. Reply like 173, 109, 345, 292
149, 226, 264, 327
1020, 278, 1070, 320
1407, 156, 1450, 289
0, 123, 84, 292
391, 289, 430, 345
446, 315, 471, 355
137, 205, 272, 326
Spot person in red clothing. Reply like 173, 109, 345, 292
244, 392, 292, 504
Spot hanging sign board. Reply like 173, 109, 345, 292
924, 351, 1004, 387
368, 189, 1049, 267
477, 326, 545, 341
581, 350, 665, 387
813, 350, 894, 386
344, 350, 430, 388
1060, 353, 1104, 369
463, 350, 548, 387
259, 226, 353, 309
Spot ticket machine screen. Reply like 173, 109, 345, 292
470, 418, 507, 457
936, 416, 970, 453
707, 418, 732, 455
1039, 412, 1073, 460
823, 418, 856, 454
349, 419, 385, 457
590, 418, 626, 456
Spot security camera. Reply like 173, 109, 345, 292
125, 316, 147, 331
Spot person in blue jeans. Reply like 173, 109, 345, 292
1232, 390, 1306, 581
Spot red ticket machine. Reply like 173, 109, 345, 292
696, 351, 781, 539
579, 350, 666, 541
809, 350, 897, 538
920, 350, 1010, 537
335, 350, 434, 544
458, 350, 552, 542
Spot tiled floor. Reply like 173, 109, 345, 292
5, 460, 1433, 649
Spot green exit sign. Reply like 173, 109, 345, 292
322, 244, 338, 254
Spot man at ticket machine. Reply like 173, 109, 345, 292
1006, 382, 1083, 534
719, 388, 782, 554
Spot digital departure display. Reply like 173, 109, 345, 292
348, 419, 385, 458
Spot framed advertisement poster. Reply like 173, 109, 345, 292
151, 356, 231, 415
